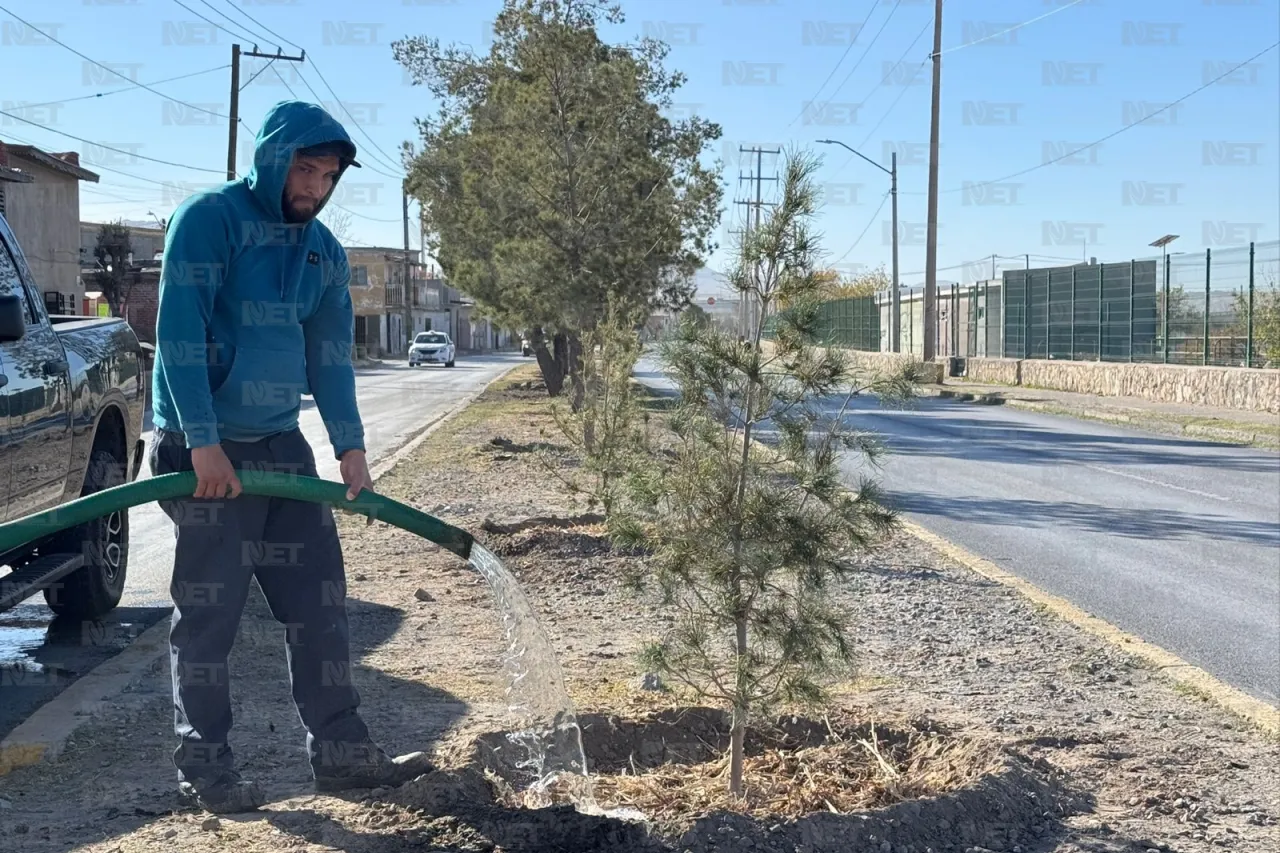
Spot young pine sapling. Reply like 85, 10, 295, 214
613, 147, 918, 799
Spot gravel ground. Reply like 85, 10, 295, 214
0, 366, 1276, 853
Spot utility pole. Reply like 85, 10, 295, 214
733, 145, 779, 337
228, 46, 306, 180
227, 44, 240, 181
816, 139, 898, 351
402, 184, 414, 352
890, 150, 899, 352
922, 0, 943, 362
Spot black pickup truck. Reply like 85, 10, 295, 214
0, 211, 147, 619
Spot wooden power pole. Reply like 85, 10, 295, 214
226, 44, 240, 181
228, 45, 306, 180
922, 0, 943, 362
402, 185, 414, 351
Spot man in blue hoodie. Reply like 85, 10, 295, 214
149, 100, 433, 813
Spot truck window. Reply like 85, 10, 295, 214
0, 239, 36, 325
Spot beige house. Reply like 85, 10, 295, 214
345, 246, 415, 359
343, 246, 517, 359
0, 142, 99, 315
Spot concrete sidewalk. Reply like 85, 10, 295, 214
921, 378, 1280, 449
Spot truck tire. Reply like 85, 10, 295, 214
44, 447, 129, 619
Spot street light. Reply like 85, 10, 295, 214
1149, 233, 1179, 263
1150, 234, 1179, 365
817, 138, 899, 353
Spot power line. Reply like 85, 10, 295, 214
823, 13, 932, 179
831, 189, 890, 264
0, 3, 229, 120
785, 0, 880, 130
852, 12, 934, 149
210, 0, 405, 176
239, 56, 280, 91
0, 108, 227, 173
288, 68, 405, 181
269, 63, 300, 99
197, 0, 276, 46
821, 0, 906, 107
170, 0, 261, 46
899, 41, 1280, 196
82, 187, 159, 205
215, 0, 304, 53
855, 60, 927, 150
0, 129, 220, 191
11, 66, 230, 111
302, 62, 406, 176
936, 0, 1090, 56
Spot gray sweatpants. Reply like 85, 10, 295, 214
149, 427, 371, 783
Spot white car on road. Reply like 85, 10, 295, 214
408, 331, 457, 368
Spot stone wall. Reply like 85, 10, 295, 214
762, 342, 945, 384
963, 358, 1020, 386
841, 349, 945, 385
964, 357, 1280, 414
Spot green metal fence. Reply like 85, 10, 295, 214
931, 240, 1278, 368
761, 295, 880, 351
987, 241, 1279, 367
764, 240, 1280, 368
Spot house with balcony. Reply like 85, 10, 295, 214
344, 245, 518, 358
344, 246, 396, 358
0, 141, 100, 315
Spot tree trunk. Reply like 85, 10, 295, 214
729, 702, 746, 798
566, 332, 586, 413
533, 329, 569, 397
729, 611, 748, 798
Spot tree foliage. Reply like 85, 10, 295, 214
542, 297, 648, 517
1232, 263, 1280, 366
319, 206, 357, 247
392, 0, 723, 401
611, 147, 919, 798
90, 220, 135, 318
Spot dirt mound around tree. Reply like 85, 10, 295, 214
385, 705, 1084, 853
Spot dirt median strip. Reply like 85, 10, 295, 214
0, 363, 518, 780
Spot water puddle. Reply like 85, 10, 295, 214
467, 543, 646, 824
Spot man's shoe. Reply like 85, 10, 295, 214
313, 743, 436, 793
178, 771, 267, 813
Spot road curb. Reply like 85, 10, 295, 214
900, 519, 1280, 739
0, 360, 522, 778
0, 617, 171, 774
919, 386, 1270, 448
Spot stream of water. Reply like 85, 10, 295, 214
468, 543, 635, 816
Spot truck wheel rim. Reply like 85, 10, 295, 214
101, 509, 124, 581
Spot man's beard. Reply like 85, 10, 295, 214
282, 194, 321, 223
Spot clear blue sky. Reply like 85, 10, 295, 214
1, 0, 1276, 297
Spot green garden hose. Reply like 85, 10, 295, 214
0, 471, 474, 560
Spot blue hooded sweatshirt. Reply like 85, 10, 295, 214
151, 100, 365, 458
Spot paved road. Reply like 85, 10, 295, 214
0, 354, 519, 740
635, 361, 1280, 704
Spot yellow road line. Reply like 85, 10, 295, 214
900, 518, 1280, 738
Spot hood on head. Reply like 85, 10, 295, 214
247, 100, 362, 221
